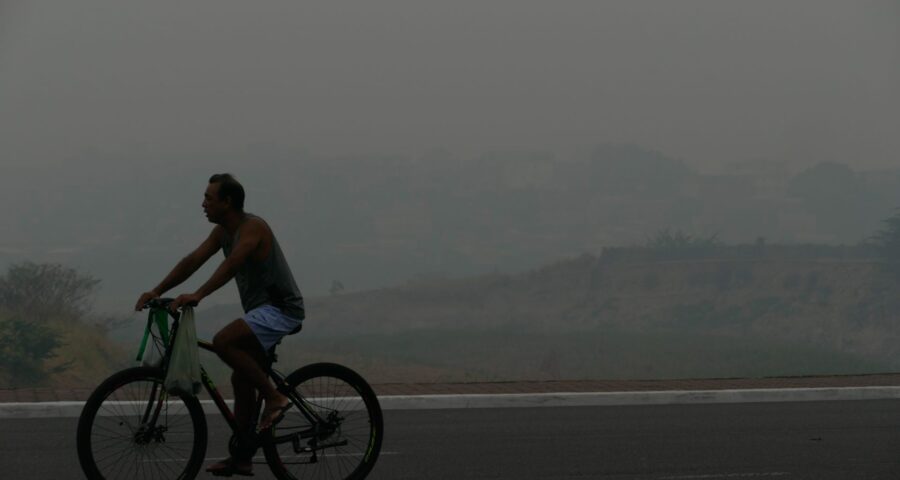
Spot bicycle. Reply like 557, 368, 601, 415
76, 298, 383, 480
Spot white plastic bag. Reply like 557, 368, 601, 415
164, 306, 201, 396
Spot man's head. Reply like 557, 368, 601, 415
204, 173, 245, 223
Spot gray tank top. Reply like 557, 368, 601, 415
221, 214, 305, 319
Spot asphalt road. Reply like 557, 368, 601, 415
2, 400, 899, 479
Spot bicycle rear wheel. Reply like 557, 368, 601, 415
76, 366, 207, 480
263, 362, 383, 480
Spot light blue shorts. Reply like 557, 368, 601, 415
242, 304, 303, 351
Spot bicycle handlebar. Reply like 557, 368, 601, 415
143, 298, 176, 309
143, 296, 196, 309
143, 297, 200, 310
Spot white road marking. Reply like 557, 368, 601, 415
659, 473, 791, 479
140, 452, 400, 463
6, 386, 900, 418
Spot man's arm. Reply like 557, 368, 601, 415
134, 226, 225, 310
169, 219, 265, 310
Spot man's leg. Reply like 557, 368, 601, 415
206, 371, 256, 474
206, 319, 290, 474
212, 319, 290, 427
231, 371, 256, 436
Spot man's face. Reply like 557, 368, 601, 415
202, 182, 229, 224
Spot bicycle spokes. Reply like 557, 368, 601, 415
263, 364, 383, 480
77, 368, 207, 480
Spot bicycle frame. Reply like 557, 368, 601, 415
137, 305, 332, 446
78, 299, 380, 480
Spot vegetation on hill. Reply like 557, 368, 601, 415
0, 262, 127, 387
268, 234, 900, 383
6, 207, 900, 387
107, 218, 900, 384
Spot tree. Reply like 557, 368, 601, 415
645, 228, 720, 249
0, 262, 97, 386
0, 313, 68, 386
642, 228, 722, 261
0, 262, 100, 322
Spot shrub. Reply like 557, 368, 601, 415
0, 314, 68, 386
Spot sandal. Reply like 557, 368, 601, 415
258, 400, 293, 432
206, 457, 254, 477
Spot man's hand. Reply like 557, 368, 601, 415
170, 293, 203, 312
135, 291, 160, 311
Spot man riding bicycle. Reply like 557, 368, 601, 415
135, 173, 304, 476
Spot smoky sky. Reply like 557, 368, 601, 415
1, 0, 898, 170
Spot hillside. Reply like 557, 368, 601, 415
75, 245, 900, 385
4, 146, 900, 312
50, 323, 130, 388
182, 246, 899, 383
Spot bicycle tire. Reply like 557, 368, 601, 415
263, 362, 383, 480
76, 366, 208, 480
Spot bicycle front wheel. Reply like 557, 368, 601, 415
76, 366, 208, 480
263, 362, 383, 480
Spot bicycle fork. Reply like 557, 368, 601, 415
134, 382, 168, 445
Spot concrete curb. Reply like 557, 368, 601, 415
3, 386, 900, 419
379, 386, 900, 410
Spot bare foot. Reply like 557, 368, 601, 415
206, 457, 253, 476
258, 394, 292, 431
